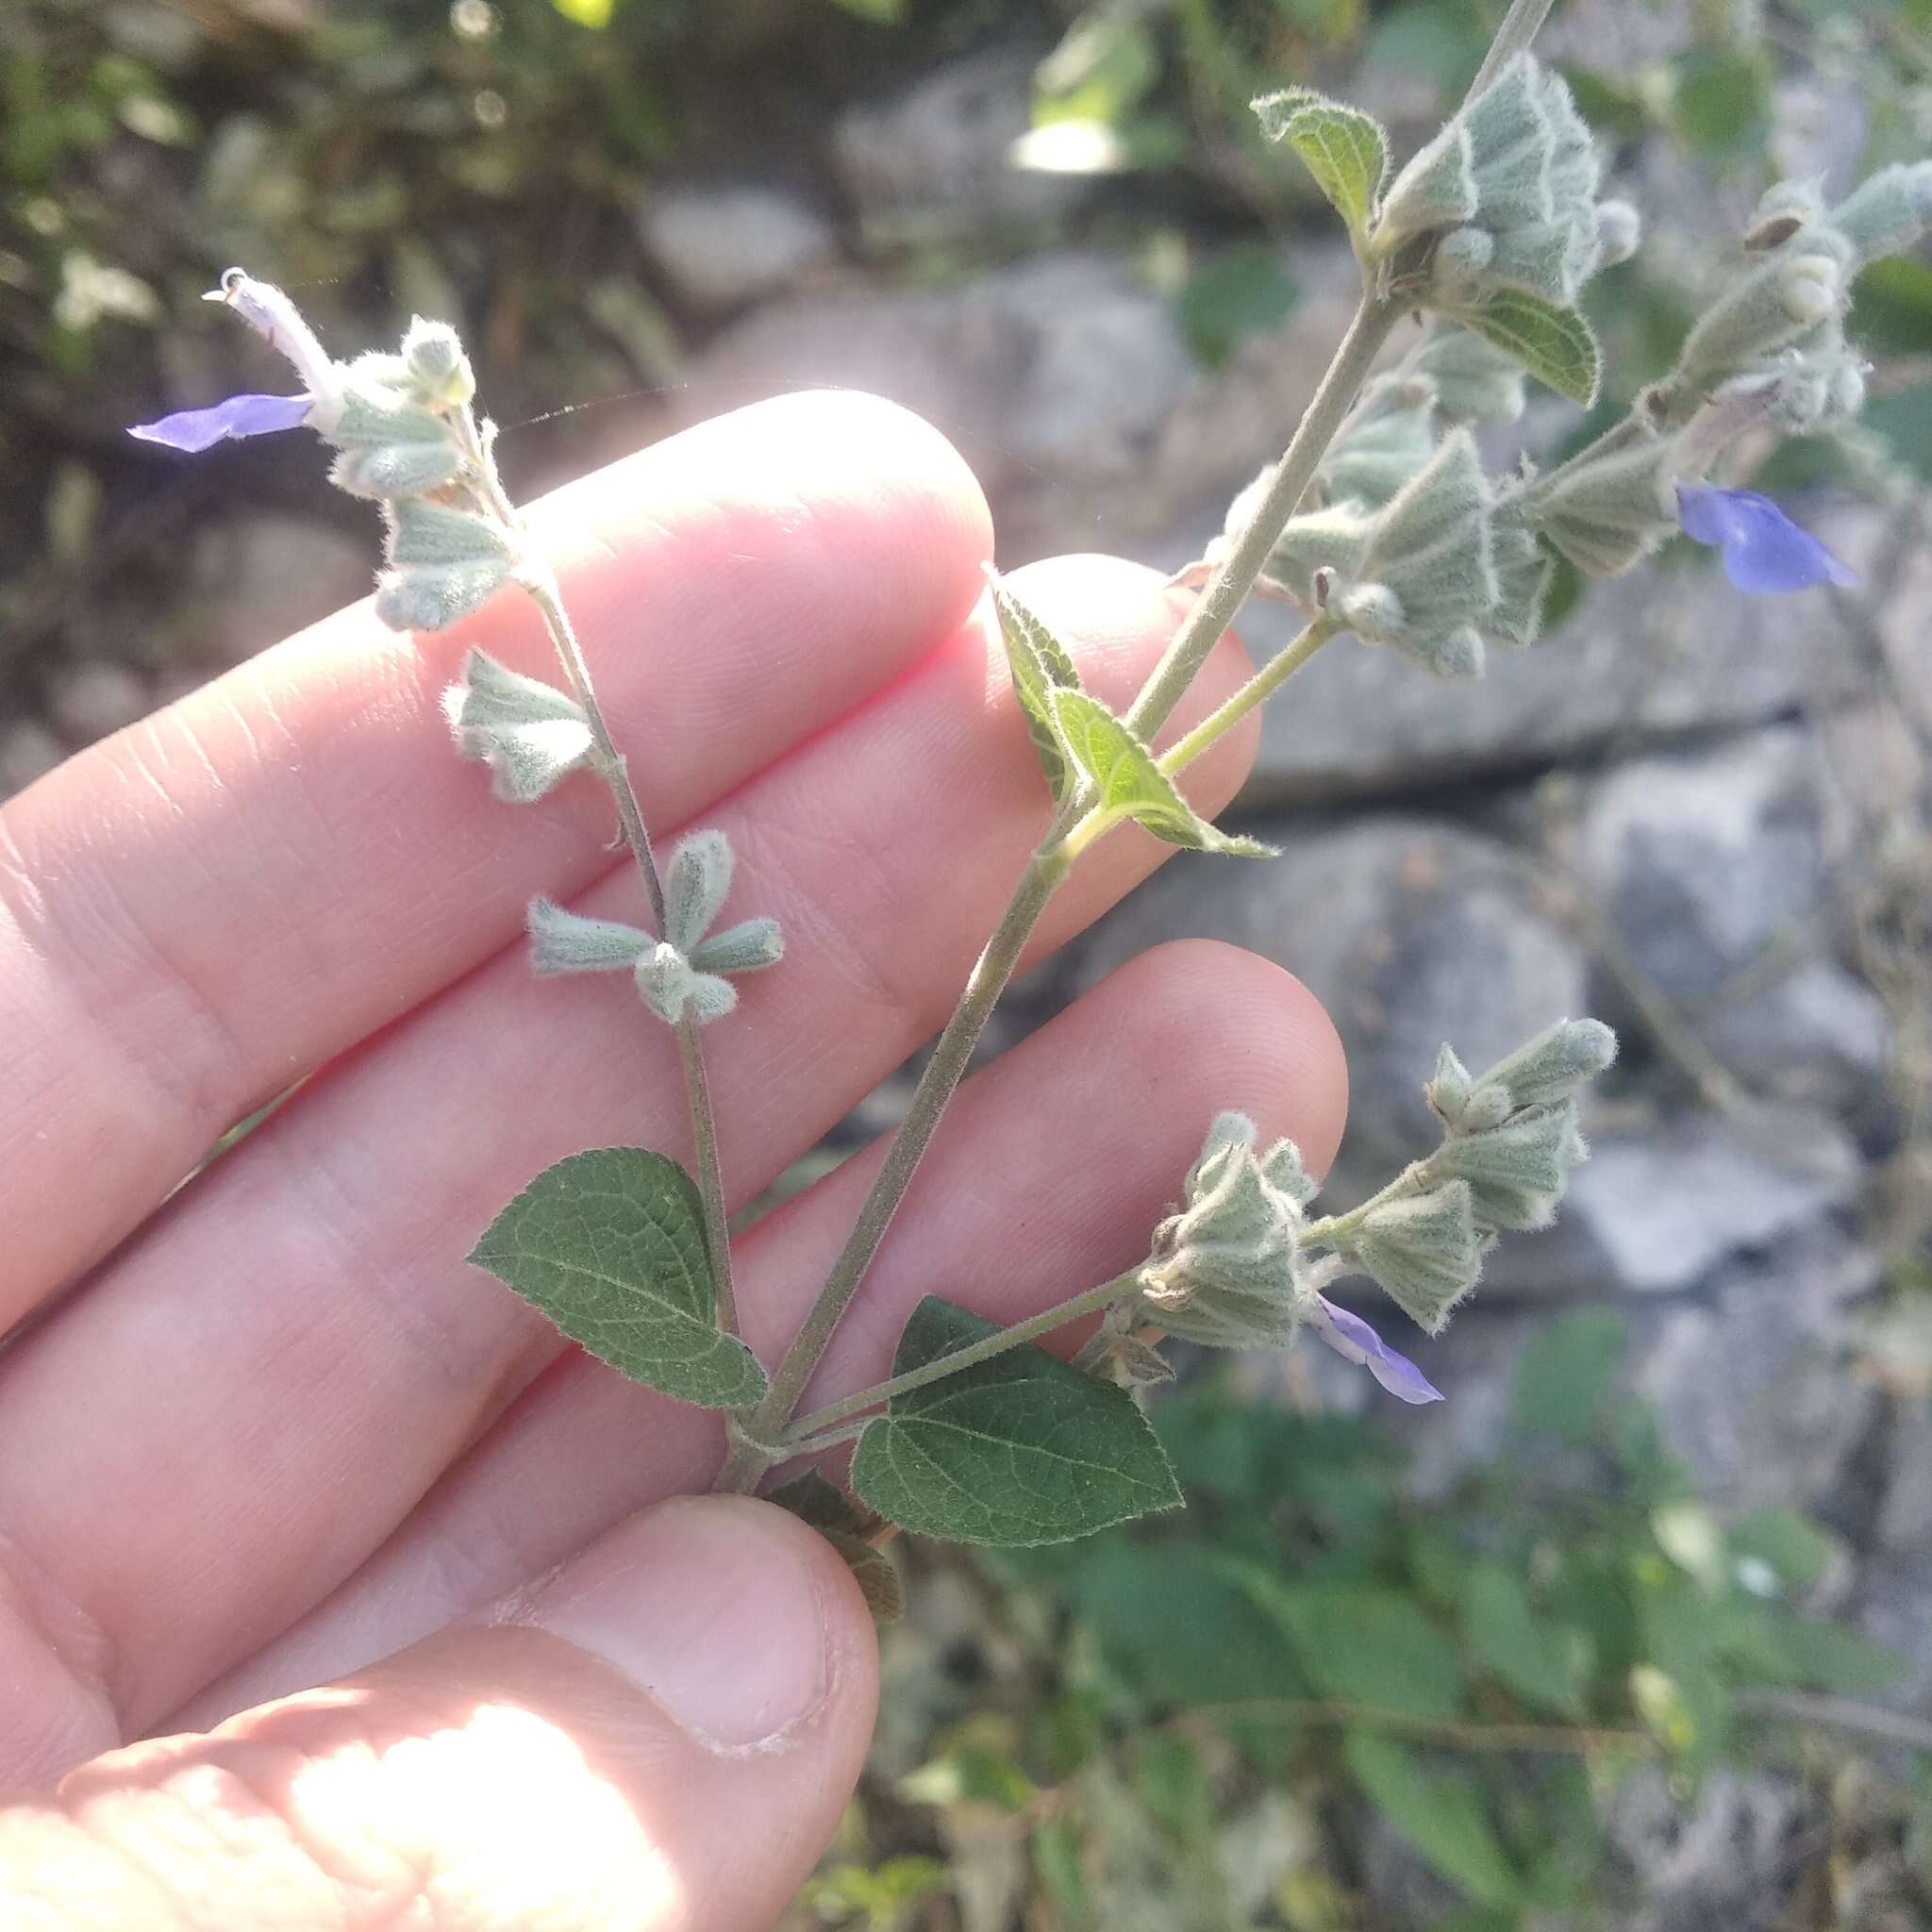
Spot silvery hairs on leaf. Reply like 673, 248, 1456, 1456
443, 648, 594, 803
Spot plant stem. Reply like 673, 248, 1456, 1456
1156, 613, 1341, 779
519, 565, 741, 1341
780, 1269, 1141, 1446
1124, 293, 1398, 743
1464, 0, 1557, 99
727, 839, 1075, 1475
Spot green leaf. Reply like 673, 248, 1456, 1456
1854, 257, 1932, 356
1737, 1607, 1906, 1696
1442, 291, 1602, 407
1461, 1562, 1585, 1717
1176, 243, 1301, 371
1252, 88, 1389, 239
468, 1148, 766, 1409
1725, 1507, 1837, 1592
1244, 1578, 1466, 1719
1668, 46, 1771, 158
549, 0, 616, 25
850, 1296, 1182, 1546
1511, 1309, 1626, 1441
1050, 689, 1276, 858
1343, 1734, 1521, 1907
1070, 1543, 1309, 1706
769, 1470, 905, 1624
988, 573, 1084, 803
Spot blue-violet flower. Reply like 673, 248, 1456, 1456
1675, 482, 1857, 593
1308, 1295, 1444, 1405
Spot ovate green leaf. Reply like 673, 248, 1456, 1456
1050, 689, 1275, 857
1461, 1562, 1585, 1716
1443, 291, 1602, 406
1243, 1577, 1466, 1719
1344, 1734, 1522, 1907
1511, 1308, 1626, 1441
469, 1148, 766, 1408
989, 572, 1084, 803
1252, 88, 1389, 240
851, 1296, 1182, 1546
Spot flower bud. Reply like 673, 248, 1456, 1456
401, 316, 476, 408
1415, 327, 1526, 426
1347, 1180, 1481, 1333
442, 647, 594, 802
663, 828, 736, 956
1425, 1042, 1474, 1124
1467, 1016, 1617, 1110
329, 440, 466, 500
1530, 436, 1676, 577
526, 896, 650, 975
1136, 1113, 1307, 1350
1374, 123, 1478, 247
1435, 1099, 1585, 1231
1674, 252, 1847, 387
689, 916, 785, 976
375, 497, 514, 632
1827, 159, 1932, 270
1595, 198, 1641, 267
636, 941, 738, 1026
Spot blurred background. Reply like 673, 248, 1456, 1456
6, 0, 1932, 1924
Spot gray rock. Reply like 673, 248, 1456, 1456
673, 252, 1197, 558
1697, 961, 1891, 1115
0, 720, 64, 799
1574, 726, 1891, 1111
1626, 1222, 1881, 1511
1484, 1106, 1862, 1300
636, 184, 836, 314
1875, 1399, 1932, 1555
43, 658, 153, 747
189, 513, 373, 663
1580, 728, 1827, 1001
1857, 1548, 1932, 1718
831, 45, 1085, 234
1603, 1766, 1807, 1932
1141, 509, 1877, 807
1070, 815, 1586, 1191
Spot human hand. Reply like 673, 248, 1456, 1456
0, 391, 1345, 1929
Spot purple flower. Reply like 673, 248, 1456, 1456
128, 391, 313, 454
1675, 483, 1858, 594
1307, 1295, 1443, 1405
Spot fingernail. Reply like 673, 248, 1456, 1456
523, 1497, 830, 1755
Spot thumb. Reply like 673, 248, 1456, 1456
0, 1497, 879, 1932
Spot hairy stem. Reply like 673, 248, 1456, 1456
780, 1269, 1141, 1447
1464, 0, 1557, 99
517, 559, 740, 1341
1156, 613, 1341, 778
727, 840, 1075, 1475
1124, 293, 1398, 743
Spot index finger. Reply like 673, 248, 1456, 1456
0, 391, 992, 1318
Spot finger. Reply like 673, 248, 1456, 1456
0, 389, 992, 1317
0, 1498, 877, 1932
180, 939, 1347, 1729
0, 554, 1260, 1779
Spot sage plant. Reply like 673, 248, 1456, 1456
132, 0, 1926, 1610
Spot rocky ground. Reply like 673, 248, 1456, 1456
8, 13, 1931, 1924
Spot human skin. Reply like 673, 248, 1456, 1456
0, 390, 1347, 1930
